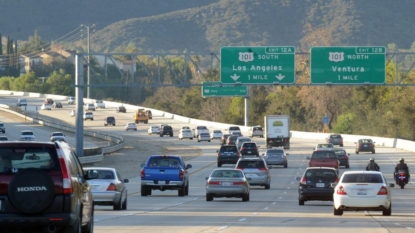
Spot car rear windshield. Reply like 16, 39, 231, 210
0, 123, 3, 127
237, 160, 266, 169
220, 146, 238, 152
21, 132, 34, 135
95, 170, 115, 179
330, 135, 342, 138
0, 147, 59, 173
107, 117, 115, 120
253, 127, 262, 130
333, 150, 347, 155
147, 157, 182, 168
163, 126, 172, 130
342, 174, 383, 183
304, 169, 337, 180
230, 127, 240, 130
197, 126, 207, 129
312, 151, 337, 159
211, 170, 243, 178
360, 139, 373, 143
242, 143, 256, 148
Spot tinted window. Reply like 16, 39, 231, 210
197, 126, 207, 129
333, 150, 347, 155
237, 160, 266, 169
242, 143, 256, 148
230, 127, 240, 130
228, 136, 238, 140
0, 123, 4, 127
312, 151, 337, 159
253, 127, 262, 130
163, 126, 172, 130
95, 170, 115, 179
220, 146, 238, 152
21, 131, 34, 135
304, 169, 337, 179
330, 134, 342, 138
0, 147, 58, 172
211, 170, 243, 178
342, 174, 383, 183
148, 157, 182, 168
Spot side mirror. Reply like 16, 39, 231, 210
306, 156, 310, 160
123, 179, 129, 183
140, 163, 145, 168
186, 164, 192, 169
286, 153, 289, 156
246, 177, 252, 181
330, 183, 338, 188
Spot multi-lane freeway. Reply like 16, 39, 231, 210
1, 95, 414, 233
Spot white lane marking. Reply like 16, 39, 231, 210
279, 197, 282, 199
284, 192, 287, 194
264, 207, 269, 210
296, 172, 299, 175
395, 223, 400, 225
253, 213, 258, 215
272, 202, 276, 204
193, 198, 198, 201
218, 226, 228, 230
407, 227, 413, 229
175, 203, 183, 206
239, 218, 246, 222
291, 181, 294, 184
287, 187, 291, 189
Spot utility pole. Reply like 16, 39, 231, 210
81, 24, 95, 99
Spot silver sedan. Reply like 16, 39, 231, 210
83, 167, 129, 210
206, 168, 250, 202
263, 148, 289, 168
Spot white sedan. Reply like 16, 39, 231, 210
41, 103, 52, 110
198, 133, 211, 142
179, 129, 193, 140
333, 171, 394, 216
125, 123, 137, 131
210, 130, 223, 140
148, 126, 160, 135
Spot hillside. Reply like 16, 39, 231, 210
90, 0, 415, 53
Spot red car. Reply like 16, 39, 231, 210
307, 150, 339, 169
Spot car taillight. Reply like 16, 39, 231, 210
57, 150, 73, 194
334, 178, 339, 183
258, 167, 268, 171
300, 177, 307, 185
370, 143, 375, 147
377, 186, 388, 195
342, 155, 348, 159
236, 167, 244, 170
208, 181, 220, 185
237, 152, 240, 157
336, 186, 347, 195
233, 181, 245, 185
358, 143, 362, 147
179, 169, 184, 179
141, 169, 145, 178
240, 148, 245, 152
218, 152, 221, 157
107, 183, 117, 191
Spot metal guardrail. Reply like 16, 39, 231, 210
0, 104, 124, 164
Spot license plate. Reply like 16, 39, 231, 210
316, 183, 325, 188
159, 181, 165, 185
357, 189, 367, 195
364, 145, 368, 147
221, 182, 231, 186
248, 151, 252, 154
245, 173, 257, 177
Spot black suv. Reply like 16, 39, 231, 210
160, 125, 173, 137
297, 167, 339, 205
0, 122, 5, 133
217, 145, 240, 167
0, 141, 98, 233
104, 116, 116, 126
239, 142, 260, 156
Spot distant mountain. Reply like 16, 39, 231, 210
2, 0, 415, 54
90, 0, 415, 54
0, 0, 218, 40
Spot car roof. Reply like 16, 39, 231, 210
341, 170, 382, 175
83, 167, 116, 171
238, 157, 264, 161
305, 167, 338, 171
21, 130, 33, 132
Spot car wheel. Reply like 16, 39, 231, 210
242, 193, 249, 202
372, 150, 375, 154
170, 135, 173, 137
356, 151, 359, 154
178, 185, 185, 197
299, 199, 304, 206
340, 144, 344, 147
333, 206, 343, 216
198, 140, 200, 142
113, 197, 122, 210
122, 196, 127, 210
146, 189, 152, 196
91, 118, 94, 120
264, 184, 270, 190
82, 205, 94, 233
134, 129, 137, 131
141, 185, 147, 196
284, 164, 288, 168
185, 184, 189, 196
345, 163, 350, 169
206, 193, 213, 202
217, 163, 222, 167
208, 140, 211, 142
383, 203, 392, 216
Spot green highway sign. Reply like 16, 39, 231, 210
220, 46, 296, 84
310, 46, 386, 84
201, 82, 248, 97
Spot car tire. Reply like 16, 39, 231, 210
242, 193, 249, 202
208, 140, 211, 142
264, 184, 270, 190
356, 151, 359, 154
134, 129, 137, 131
217, 163, 222, 167
340, 144, 344, 147
104, 124, 107, 126
345, 163, 350, 169
170, 135, 173, 137
91, 118, 94, 120
383, 203, 392, 216
299, 199, 304, 206
113, 197, 122, 210
198, 140, 200, 142
161, 134, 163, 137
284, 164, 288, 168
146, 189, 152, 196
141, 185, 147, 196
333, 206, 343, 216
82, 205, 94, 233
185, 184, 189, 196
178, 185, 185, 197
122, 197, 127, 210
206, 193, 213, 202
372, 150, 375, 154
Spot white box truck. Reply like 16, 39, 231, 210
264, 115, 290, 149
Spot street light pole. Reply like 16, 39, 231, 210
81, 24, 94, 99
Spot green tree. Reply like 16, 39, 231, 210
333, 113, 354, 134
0, 32, 2, 55
45, 69, 74, 96
19, 30, 44, 54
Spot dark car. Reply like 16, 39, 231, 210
297, 167, 339, 205
104, 116, 116, 126
44, 98, 54, 105
220, 134, 231, 145
217, 145, 240, 167
0, 141, 98, 233
355, 139, 375, 154
263, 148, 288, 168
333, 149, 350, 168
145, 110, 153, 119
0, 122, 5, 133
226, 135, 238, 145
307, 150, 339, 169
116, 106, 126, 113
160, 125, 173, 137
239, 142, 260, 156
52, 101, 63, 108
326, 134, 343, 147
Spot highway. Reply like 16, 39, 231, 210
1, 95, 414, 233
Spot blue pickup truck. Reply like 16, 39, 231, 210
140, 155, 192, 196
